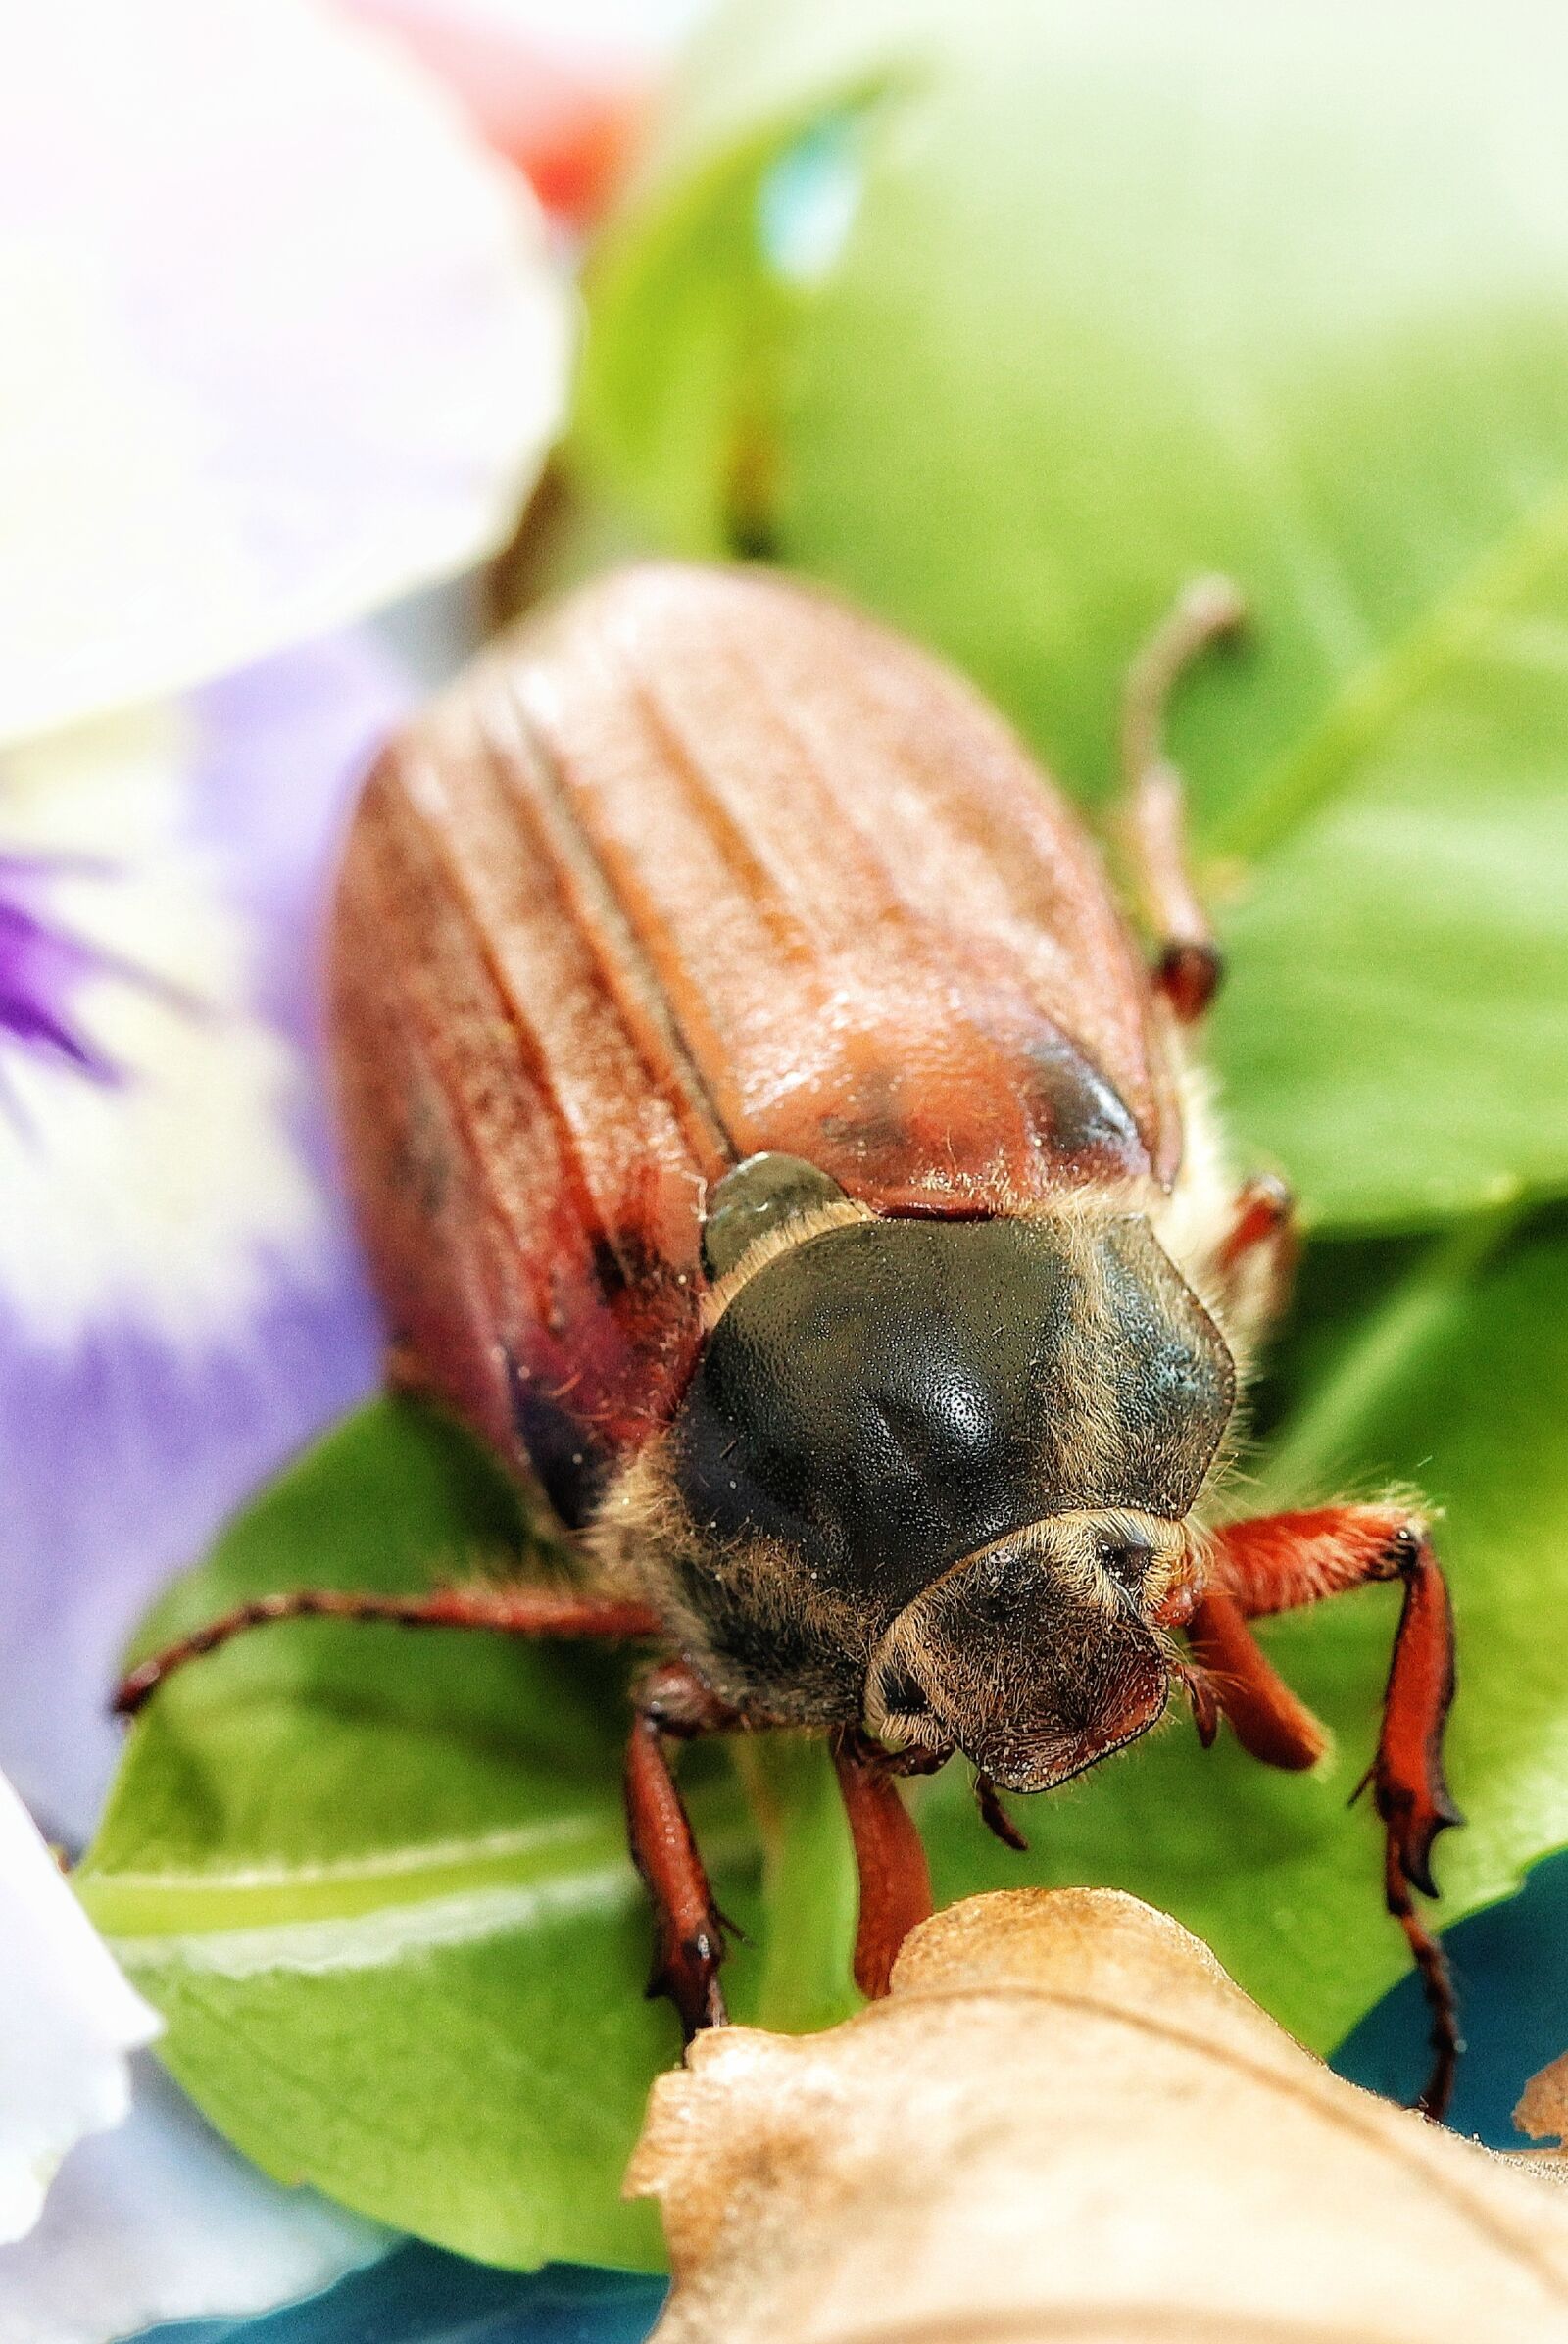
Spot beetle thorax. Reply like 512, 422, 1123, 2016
597, 1201, 1234, 1764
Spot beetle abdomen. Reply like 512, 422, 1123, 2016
330, 564, 1179, 1520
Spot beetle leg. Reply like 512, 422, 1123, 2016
831, 1727, 935, 2000
626, 1661, 740, 2039
114, 1585, 664, 1716
1203, 1503, 1462, 2117
1119, 575, 1246, 1023
1185, 1587, 1329, 1772
1210, 1172, 1299, 1342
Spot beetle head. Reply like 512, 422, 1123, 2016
864, 1507, 1199, 1790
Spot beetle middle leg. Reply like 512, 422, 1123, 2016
117, 1586, 754, 2043
1193, 1502, 1462, 2117
1119, 575, 1246, 1023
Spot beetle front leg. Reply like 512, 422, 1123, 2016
1200, 1502, 1462, 2116
1119, 576, 1246, 1023
830, 1727, 936, 2000
1185, 1587, 1328, 1773
625, 1661, 741, 2039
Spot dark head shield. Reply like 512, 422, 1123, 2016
671, 1206, 1235, 1630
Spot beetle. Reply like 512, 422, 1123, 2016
117, 562, 1461, 2114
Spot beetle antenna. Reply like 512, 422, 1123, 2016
1116, 577, 1247, 1024
1119, 575, 1247, 793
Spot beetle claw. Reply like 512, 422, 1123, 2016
648, 1919, 730, 2038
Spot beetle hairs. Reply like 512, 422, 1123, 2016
583, 1443, 691, 1594
589, 1439, 879, 1728
430, 1539, 576, 1595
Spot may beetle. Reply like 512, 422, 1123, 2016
120, 565, 1460, 2112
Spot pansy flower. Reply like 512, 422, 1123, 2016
0, 630, 410, 1846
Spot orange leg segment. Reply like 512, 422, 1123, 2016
1199, 1503, 1462, 2117
1216, 1174, 1297, 1283
1185, 1587, 1328, 1773
831, 1728, 935, 2000
625, 1662, 739, 2039
1212, 1172, 1299, 1338
116, 1584, 753, 2044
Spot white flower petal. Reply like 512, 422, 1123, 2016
0, 0, 571, 745
373, 0, 713, 59
0, 1775, 160, 2248
0, 2060, 385, 2344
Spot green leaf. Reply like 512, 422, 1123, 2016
742, 1735, 859, 2036
1205, 515, 1568, 1227
76, 1400, 756, 2272
574, 0, 1568, 1230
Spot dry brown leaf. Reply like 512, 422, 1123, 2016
628, 1887, 1568, 2344
1519, 2052, 1568, 2149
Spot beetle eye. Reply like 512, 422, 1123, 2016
1097, 1534, 1154, 1595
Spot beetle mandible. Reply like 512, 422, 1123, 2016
118, 564, 1461, 2114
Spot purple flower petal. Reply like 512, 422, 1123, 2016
0, 627, 413, 1846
